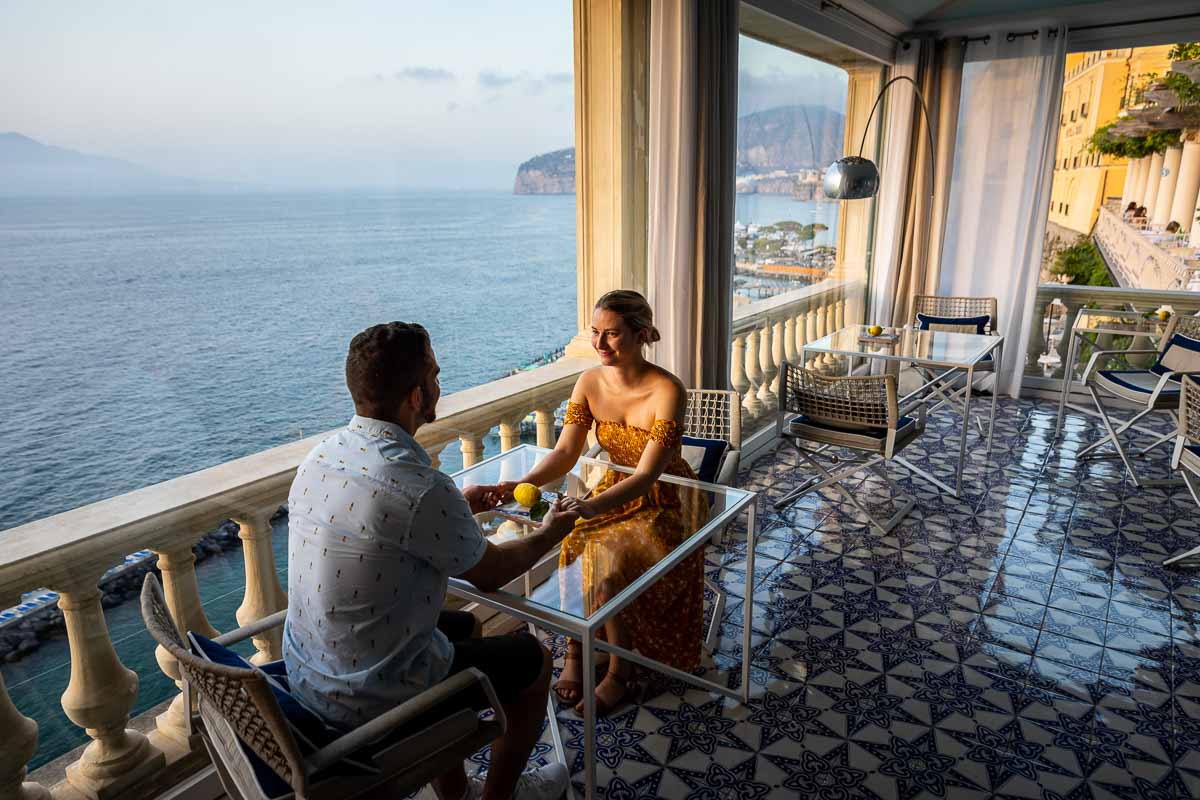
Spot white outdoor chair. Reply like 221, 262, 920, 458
774, 362, 926, 535
1166, 374, 1200, 567
141, 574, 504, 800
911, 294, 1000, 432
585, 388, 741, 653
1080, 313, 1200, 487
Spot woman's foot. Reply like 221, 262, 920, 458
553, 641, 584, 705
575, 666, 636, 717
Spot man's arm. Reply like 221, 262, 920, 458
457, 502, 578, 592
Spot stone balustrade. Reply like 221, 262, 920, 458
1093, 206, 1198, 292
729, 278, 853, 431
0, 356, 590, 800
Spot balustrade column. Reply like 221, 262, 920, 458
151, 541, 219, 748
742, 328, 763, 418
0, 593, 51, 800
498, 416, 525, 451
459, 435, 486, 467
783, 316, 797, 366
427, 442, 447, 471
54, 577, 166, 799
757, 323, 778, 411
835, 299, 846, 330
534, 407, 558, 448
794, 311, 809, 364
730, 333, 751, 420
234, 511, 287, 666
769, 319, 786, 397
1170, 137, 1200, 240
1152, 145, 1183, 227
1143, 151, 1165, 221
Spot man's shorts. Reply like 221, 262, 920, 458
438, 610, 545, 705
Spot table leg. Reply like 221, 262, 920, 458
957, 366, 974, 497
986, 341, 1001, 455
582, 632, 596, 799
740, 501, 756, 703
1055, 333, 1077, 439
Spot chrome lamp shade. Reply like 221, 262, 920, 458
823, 156, 880, 200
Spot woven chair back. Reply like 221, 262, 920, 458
684, 389, 742, 448
1184, 375, 1200, 445
913, 295, 999, 333
140, 574, 307, 796
780, 363, 898, 430
1167, 313, 1200, 345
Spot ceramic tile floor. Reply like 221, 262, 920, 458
473, 397, 1200, 799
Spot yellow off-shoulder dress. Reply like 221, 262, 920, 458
560, 400, 710, 672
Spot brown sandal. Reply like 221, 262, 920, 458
576, 668, 636, 717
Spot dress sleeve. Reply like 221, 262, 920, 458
648, 419, 682, 449
564, 400, 595, 428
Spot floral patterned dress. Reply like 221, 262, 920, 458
559, 400, 709, 672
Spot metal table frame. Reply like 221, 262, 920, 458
446, 445, 758, 799
801, 325, 1003, 497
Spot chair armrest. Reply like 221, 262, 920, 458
714, 450, 740, 488
1148, 370, 1180, 405
213, 608, 288, 646
585, 443, 603, 459
1081, 349, 1159, 383
305, 667, 504, 774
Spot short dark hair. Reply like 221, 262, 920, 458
345, 322, 434, 411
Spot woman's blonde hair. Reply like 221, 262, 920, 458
595, 289, 661, 344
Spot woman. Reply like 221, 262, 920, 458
496, 290, 708, 715
1123, 201, 1138, 220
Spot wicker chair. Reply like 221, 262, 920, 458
585, 388, 741, 652
1166, 375, 1200, 567
774, 362, 926, 534
140, 574, 504, 800
911, 295, 1000, 429
1080, 313, 1200, 488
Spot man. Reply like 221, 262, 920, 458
283, 322, 577, 800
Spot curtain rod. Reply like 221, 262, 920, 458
818, 0, 897, 41
1071, 11, 1200, 32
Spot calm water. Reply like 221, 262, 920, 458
0, 189, 833, 769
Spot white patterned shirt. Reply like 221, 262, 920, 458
282, 415, 487, 727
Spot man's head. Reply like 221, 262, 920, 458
345, 322, 440, 432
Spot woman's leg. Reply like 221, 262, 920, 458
553, 637, 584, 704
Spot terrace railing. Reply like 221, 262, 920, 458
0, 356, 590, 800
1093, 205, 1196, 291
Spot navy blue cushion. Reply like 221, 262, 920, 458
188, 633, 376, 798
790, 414, 913, 440
1186, 444, 1200, 459
681, 435, 729, 484
1097, 369, 1182, 396
916, 312, 990, 335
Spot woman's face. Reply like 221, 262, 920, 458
591, 307, 643, 366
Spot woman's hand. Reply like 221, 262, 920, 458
559, 496, 597, 519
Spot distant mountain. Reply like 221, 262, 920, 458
0, 133, 218, 195
513, 104, 845, 195
513, 147, 574, 195
736, 104, 844, 174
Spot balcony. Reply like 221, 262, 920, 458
1093, 204, 1200, 291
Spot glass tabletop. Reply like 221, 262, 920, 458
802, 324, 1000, 367
448, 444, 754, 626
1072, 308, 1172, 335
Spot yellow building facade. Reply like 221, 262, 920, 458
1048, 46, 1175, 234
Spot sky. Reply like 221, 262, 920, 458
1, 3, 847, 190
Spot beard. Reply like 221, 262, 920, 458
421, 393, 438, 424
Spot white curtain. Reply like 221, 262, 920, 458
939, 28, 1067, 397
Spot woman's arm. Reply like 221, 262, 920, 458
491, 374, 594, 496
565, 378, 685, 517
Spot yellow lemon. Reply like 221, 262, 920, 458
1158, 310, 1171, 321
868, 324, 883, 337
513, 482, 541, 508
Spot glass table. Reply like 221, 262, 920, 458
447, 445, 757, 800
1053, 309, 1172, 438
801, 324, 1004, 496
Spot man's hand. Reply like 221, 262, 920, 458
540, 499, 581, 540
462, 484, 503, 515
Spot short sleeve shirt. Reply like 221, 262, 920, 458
282, 415, 487, 728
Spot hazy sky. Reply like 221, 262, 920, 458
2, 3, 846, 190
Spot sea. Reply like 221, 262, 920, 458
0, 189, 837, 768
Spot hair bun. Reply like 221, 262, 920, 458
649, 326, 662, 343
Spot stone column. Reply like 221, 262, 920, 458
534, 407, 558, 448
564, 0, 649, 358
498, 416, 525, 451
742, 328, 763, 418
782, 317, 797, 367
1120, 156, 1138, 210
1143, 151, 1165, 221
1152, 145, 1184, 227
756, 323, 778, 411
234, 512, 287, 666
730, 333, 750, 417
151, 541, 219, 749
1169, 135, 1200, 237
0, 592, 52, 800
54, 578, 166, 799
459, 435, 486, 468
1132, 155, 1151, 208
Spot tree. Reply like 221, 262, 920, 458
1052, 238, 1113, 287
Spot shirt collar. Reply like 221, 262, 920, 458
348, 415, 432, 466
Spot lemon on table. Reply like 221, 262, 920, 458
868, 324, 883, 336
513, 482, 541, 508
